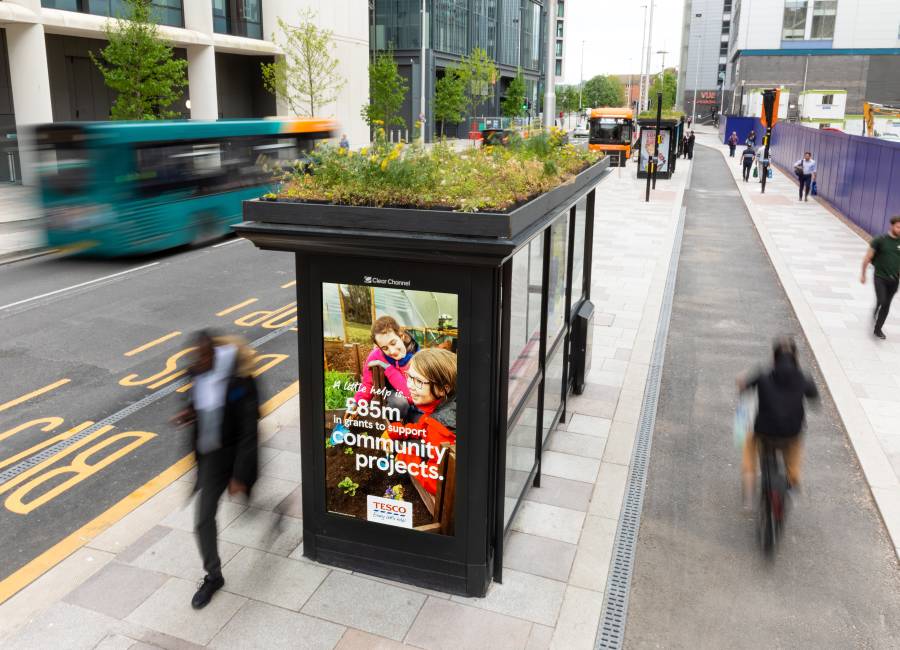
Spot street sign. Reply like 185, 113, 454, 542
760, 88, 781, 128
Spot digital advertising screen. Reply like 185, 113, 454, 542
321, 282, 459, 535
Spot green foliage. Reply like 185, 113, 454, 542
324, 370, 354, 410
361, 47, 408, 129
90, 0, 187, 120
261, 11, 346, 117
338, 477, 359, 496
555, 85, 580, 114
459, 47, 498, 117
433, 67, 467, 137
581, 75, 625, 109
277, 128, 600, 213
648, 70, 678, 111
501, 70, 527, 119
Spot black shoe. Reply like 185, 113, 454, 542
191, 574, 224, 609
874, 330, 886, 340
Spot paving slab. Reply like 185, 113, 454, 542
406, 597, 533, 650
209, 600, 344, 649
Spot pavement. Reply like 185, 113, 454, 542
0, 183, 44, 261
0, 157, 691, 649
0, 133, 898, 649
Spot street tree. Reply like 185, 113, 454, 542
581, 75, 625, 109
90, 0, 187, 120
501, 69, 527, 119
648, 70, 678, 111
433, 67, 466, 137
459, 47, 498, 118
261, 10, 346, 116
360, 47, 408, 129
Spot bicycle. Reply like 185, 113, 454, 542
757, 436, 790, 556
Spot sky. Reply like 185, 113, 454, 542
561, 0, 685, 84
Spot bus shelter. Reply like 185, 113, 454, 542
237, 157, 611, 596
636, 118, 679, 180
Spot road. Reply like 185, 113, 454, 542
0, 238, 298, 586
624, 144, 900, 647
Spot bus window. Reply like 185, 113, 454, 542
590, 118, 629, 144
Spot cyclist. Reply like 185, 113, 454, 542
738, 337, 819, 508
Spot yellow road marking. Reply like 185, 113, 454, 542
0, 379, 300, 604
0, 379, 70, 414
124, 331, 182, 357
216, 298, 258, 317
281, 280, 296, 289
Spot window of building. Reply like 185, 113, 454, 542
433, 0, 469, 55
43, 0, 184, 27
555, 59, 562, 76
373, 0, 422, 50
555, 40, 563, 57
557, 0, 564, 18
498, 0, 519, 66
556, 20, 564, 38
722, 22, 730, 34
782, 0, 808, 40
470, 0, 498, 58
822, 93, 834, 105
811, 0, 837, 39
211, 0, 262, 39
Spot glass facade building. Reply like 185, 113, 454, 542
41, 0, 184, 27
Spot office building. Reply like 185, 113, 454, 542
1, 0, 369, 183
724, 0, 900, 121
677, 0, 732, 122
371, 0, 553, 141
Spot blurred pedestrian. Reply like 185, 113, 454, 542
746, 130, 757, 147
173, 331, 260, 610
339, 133, 349, 149
860, 216, 900, 340
686, 130, 696, 160
755, 143, 771, 182
681, 131, 689, 159
738, 337, 819, 509
793, 151, 817, 202
728, 131, 739, 157
740, 143, 755, 182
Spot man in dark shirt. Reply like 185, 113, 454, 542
860, 216, 900, 339
740, 144, 755, 182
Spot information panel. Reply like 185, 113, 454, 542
639, 128, 670, 174
321, 282, 459, 535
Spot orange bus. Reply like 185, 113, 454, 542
588, 108, 635, 166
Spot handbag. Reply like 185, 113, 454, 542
767, 167, 773, 179
811, 181, 818, 196
794, 163, 803, 177
752, 165, 758, 178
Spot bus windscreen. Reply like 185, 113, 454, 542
589, 118, 632, 144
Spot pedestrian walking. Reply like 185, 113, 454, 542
686, 130, 696, 160
860, 216, 900, 340
793, 151, 817, 201
755, 144, 771, 182
173, 332, 260, 609
728, 131, 739, 157
746, 130, 757, 147
687, 116, 693, 130
740, 143, 755, 182
681, 132, 689, 159
339, 133, 349, 149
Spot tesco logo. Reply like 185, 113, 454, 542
375, 502, 408, 514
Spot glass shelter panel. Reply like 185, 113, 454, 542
541, 342, 565, 444
571, 196, 587, 302
546, 213, 568, 346
504, 385, 538, 528
508, 239, 543, 419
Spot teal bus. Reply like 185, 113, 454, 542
33, 118, 336, 256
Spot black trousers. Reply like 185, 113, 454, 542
874, 275, 899, 333
195, 449, 231, 579
729, 144, 736, 157
799, 173, 812, 199
742, 161, 753, 181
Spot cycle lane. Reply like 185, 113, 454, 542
623, 143, 900, 648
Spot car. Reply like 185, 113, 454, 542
572, 123, 589, 138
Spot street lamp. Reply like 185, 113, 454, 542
579, 40, 585, 112
690, 12, 702, 125
420, 0, 427, 144
638, 4, 648, 111
643, 0, 655, 111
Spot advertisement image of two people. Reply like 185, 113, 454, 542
321, 283, 458, 535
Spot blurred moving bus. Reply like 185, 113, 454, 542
34, 118, 335, 256
587, 108, 635, 166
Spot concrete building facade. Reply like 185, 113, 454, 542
677, 0, 732, 122
724, 0, 900, 121
370, 0, 553, 141
0, 0, 369, 184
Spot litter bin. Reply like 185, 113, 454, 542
636, 118, 678, 179
236, 156, 610, 596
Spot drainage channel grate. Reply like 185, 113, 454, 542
595, 206, 686, 650
0, 324, 296, 485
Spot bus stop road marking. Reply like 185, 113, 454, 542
124, 331, 182, 357
281, 280, 296, 289
0, 263, 160, 313
216, 298, 258, 317
0, 379, 71, 414
0, 378, 300, 605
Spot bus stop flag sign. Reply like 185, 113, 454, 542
760, 88, 781, 128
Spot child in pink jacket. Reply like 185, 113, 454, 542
353, 316, 417, 405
